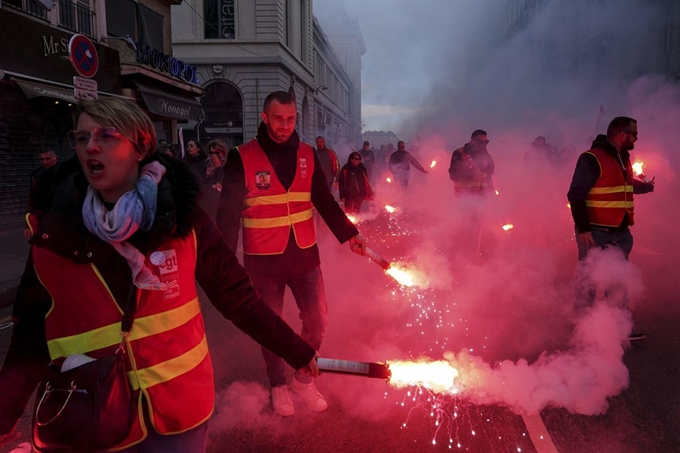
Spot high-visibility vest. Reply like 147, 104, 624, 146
453, 147, 488, 195
31, 230, 214, 450
585, 148, 635, 228
238, 139, 316, 255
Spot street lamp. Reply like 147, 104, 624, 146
312, 85, 328, 95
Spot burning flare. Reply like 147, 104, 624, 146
385, 266, 415, 287
632, 161, 644, 176
346, 214, 359, 224
430, 160, 437, 168
495, 190, 500, 196
388, 359, 459, 394
386, 177, 392, 184
502, 223, 514, 231
385, 205, 396, 213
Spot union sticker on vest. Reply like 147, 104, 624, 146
299, 157, 307, 178
255, 171, 271, 190
154, 249, 180, 299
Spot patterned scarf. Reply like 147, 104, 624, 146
82, 161, 167, 290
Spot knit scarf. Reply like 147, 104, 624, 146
82, 161, 167, 290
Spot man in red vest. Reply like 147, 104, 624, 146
217, 91, 366, 416
567, 116, 655, 339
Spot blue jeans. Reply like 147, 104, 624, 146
575, 227, 633, 308
116, 418, 209, 453
249, 265, 328, 387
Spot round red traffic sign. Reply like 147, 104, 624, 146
68, 34, 99, 78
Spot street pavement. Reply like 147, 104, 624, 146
0, 212, 679, 453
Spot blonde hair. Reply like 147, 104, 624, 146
207, 139, 228, 156
73, 98, 157, 159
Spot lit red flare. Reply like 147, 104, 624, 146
502, 223, 514, 231
387, 359, 459, 394
364, 247, 418, 287
430, 160, 437, 168
385, 266, 415, 287
386, 177, 392, 183
385, 205, 396, 213
346, 214, 359, 224
495, 190, 500, 196
632, 161, 644, 176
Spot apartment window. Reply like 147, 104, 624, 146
106, 0, 164, 51
204, 0, 235, 39
59, 0, 95, 38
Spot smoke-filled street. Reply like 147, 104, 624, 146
3, 0, 680, 452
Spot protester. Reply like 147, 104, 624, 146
199, 139, 228, 219
388, 140, 428, 188
448, 130, 496, 257
448, 130, 495, 197
217, 91, 366, 417
28, 149, 58, 211
567, 116, 655, 340
315, 136, 340, 192
339, 151, 374, 214
184, 139, 207, 180
0, 98, 319, 451
358, 140, 379, 183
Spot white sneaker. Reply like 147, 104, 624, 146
291, 379, 328, 412
271, 385, 295, 416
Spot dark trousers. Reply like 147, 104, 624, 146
248, 265, 328, 387
344, 197, 364, 214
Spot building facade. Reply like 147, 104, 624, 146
0, 0, 201, 229
170, 0, 364, 149
361, 130, 398, 149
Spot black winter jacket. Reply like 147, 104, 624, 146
0, 155, 315, 436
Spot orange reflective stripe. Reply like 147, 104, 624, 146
588, 185, 633, 194
243, 209, 313, 228
47, 297, 201, 359
244, 192, 311, 207
585, 201, 635, 208
128, 335, 209, 391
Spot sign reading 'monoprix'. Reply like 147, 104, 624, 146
68, 34, 99, 79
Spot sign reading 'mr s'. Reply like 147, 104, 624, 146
135, 44, 199, 84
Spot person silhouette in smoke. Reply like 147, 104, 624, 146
388, 140, 428, 188
447, 130, 496, 257
567, 116, 655, 340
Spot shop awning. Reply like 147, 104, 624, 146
16, 80, 78, 103
131, 78, 202, 121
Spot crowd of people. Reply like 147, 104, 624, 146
0, 89, 656, 452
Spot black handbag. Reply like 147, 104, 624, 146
32, 285, 138, 453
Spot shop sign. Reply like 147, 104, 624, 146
135, 44, 199, 84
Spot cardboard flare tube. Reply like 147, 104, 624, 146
364, 247, 391, 270
317, 358, 391, 380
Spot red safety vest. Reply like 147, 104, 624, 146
585, 148, 635, 228
453, 147, 488, 195
31, 228, 214, 450
238, 139, 316, 255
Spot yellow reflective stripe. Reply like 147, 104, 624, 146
25, 213, 34, 235
585, 201, 634, 208
244, 192, 311, 207
243, 209, 313, 228
47, 298, 201, 359
588, 185, 633, 194
91, 264, 124, 315
128, 335, 209, 391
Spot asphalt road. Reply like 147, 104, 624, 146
1, 208, 678, 453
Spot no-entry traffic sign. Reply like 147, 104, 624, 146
68, 34, 99, 78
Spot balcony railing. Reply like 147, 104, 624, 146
58, 0, 96, 38
2, 0, 49, 21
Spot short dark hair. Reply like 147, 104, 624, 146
397, 140, 405, 146
607, 117, 636, 139
316, 135, 325, 141
263, 91, 296, 113
363, 141, 370, 146
37, 148, 56, 156
471, 129, 487, 139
